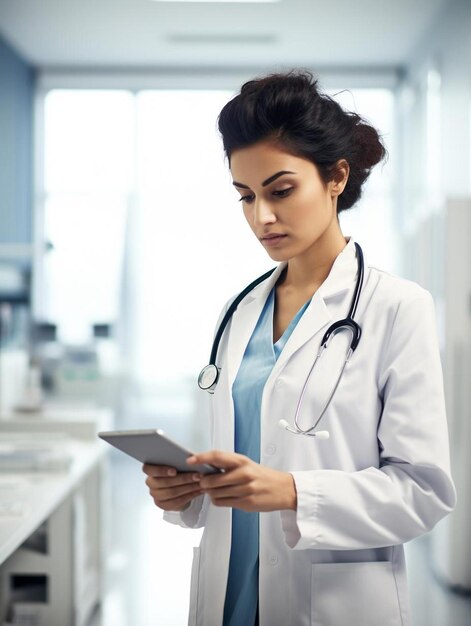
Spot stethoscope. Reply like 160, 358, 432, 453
198, 242, 365, 439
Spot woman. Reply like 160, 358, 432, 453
143, 70, 456, 626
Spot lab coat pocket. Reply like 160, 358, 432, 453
188, 547, 201, 626
311, 561, 402, 626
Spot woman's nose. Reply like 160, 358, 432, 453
253, 199, 276, 226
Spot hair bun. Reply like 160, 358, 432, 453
351, 119, 386, 171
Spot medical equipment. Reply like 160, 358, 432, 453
198, 243, 365, 438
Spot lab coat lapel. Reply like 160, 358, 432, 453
269, 238, 360, 377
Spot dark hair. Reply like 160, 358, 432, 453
217, 69, 387, 213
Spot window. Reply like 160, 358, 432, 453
40, 90, 134, 344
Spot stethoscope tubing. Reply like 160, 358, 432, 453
209, 267, 276, 367
293, 338, 353, 436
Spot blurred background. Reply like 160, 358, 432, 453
0, 0, 470, 624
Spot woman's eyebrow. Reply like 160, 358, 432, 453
232, 170, 296, 189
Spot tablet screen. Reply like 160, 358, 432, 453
98, 429, 221, 475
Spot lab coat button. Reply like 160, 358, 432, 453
269, 554, 279, 566
265, 444, 276, 455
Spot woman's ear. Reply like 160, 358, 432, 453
330, 159, 350, 197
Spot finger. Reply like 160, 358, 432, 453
156, 491, 203, 512
142, 464, 177, 477
146, 473, 201, 489
187, 450, 244, 470
154, 483, 203, 502
199, 467, 248, 489
205, 484, 253, 500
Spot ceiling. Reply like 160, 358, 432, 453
0, 0, 450, 73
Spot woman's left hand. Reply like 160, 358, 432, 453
187, 450, 297, 513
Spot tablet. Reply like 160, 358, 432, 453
98, 429, 221, 475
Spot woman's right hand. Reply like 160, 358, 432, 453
142, 464, 203, 511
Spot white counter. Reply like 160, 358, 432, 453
0, 437, 105, 565
0, 405, 113, 625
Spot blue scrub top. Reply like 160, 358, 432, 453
223, 286, 311, 626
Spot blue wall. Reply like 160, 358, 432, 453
0, 35, 34, 246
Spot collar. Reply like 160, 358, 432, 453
318, 236, 360, 300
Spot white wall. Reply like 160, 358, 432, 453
397, 0, 471, 287
397, 0, 471, 589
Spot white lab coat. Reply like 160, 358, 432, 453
164, 237, 457, 626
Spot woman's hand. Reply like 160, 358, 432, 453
187, 451, 297, 513
142, 464, 203, 512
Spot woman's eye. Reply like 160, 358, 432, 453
238, 187, 293, 204
274, 187, 293, 197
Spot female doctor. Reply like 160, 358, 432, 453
142, 70, 457, 626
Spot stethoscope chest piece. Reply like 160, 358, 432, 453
198, 364, 219, 393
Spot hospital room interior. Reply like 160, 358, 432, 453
0, 0, 470, 624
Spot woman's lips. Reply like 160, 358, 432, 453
261, 234, 288, 247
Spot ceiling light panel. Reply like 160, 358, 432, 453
168, 33, 278, 44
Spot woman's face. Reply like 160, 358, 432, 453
230, 139, 347, 263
